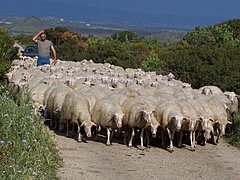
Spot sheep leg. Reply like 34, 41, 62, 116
145, 129, 150, 148
190, 131, 195, 151
72, 123, 75, 137
50, 113, 54, 127
139, 128, 145, 150
95, 126, 100, 141
193, 131, 196, 148
160, 130, 165, 148
106, 128, 111, 146
178, 130, 183, 148
59, 121, 63, 132
123, 127, 128, 145
77, 123, 85, 142
53, 114, 58, 130
128, 128, 135, 147
167, 128, 175, 153
66, 120, 70, 137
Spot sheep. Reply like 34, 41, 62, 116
60, 91, 96, 142
178, 100, 202, 151
144, 116, 160, 148
207, 102, 231, 143
186, 98, 214, 146
91, 97, 125, 146
155, 85, 177, 96
122, 98, 156, 149
43, 85, 60, 119
28, 83, 50, 116
224, 91, 239, 120
199, 86, 223, 95
155, 100, 187, 152
199, 100, 231, 144
46, 85, 73, 129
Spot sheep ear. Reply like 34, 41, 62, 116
197, 118, 203, 122
153, 111, 157, 118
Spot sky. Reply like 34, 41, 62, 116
1, 0, 240, 28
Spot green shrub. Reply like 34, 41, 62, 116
0, 85, 61, 179
0, 29, 18, 80
225, 115, 240, 147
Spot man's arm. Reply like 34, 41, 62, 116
51, 45, 57, 65
33, 31, 44, 43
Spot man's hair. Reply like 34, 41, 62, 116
40, 32, 46, 37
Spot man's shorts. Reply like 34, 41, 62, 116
37, 56, 50, 66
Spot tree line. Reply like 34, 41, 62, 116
1, 19, 240, 94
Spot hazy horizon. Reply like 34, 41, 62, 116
1, 0, 240, 28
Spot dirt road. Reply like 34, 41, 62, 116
55, 133, 240, 180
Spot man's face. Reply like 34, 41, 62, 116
40, 33, 46, 41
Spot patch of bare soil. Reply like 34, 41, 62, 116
55, 132, 240, 180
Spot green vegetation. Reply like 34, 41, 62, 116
225, 115, 240, 148
0, 29, 18, 80
14, 34, 33, 47
0, 85, 61, 179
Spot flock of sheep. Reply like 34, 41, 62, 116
6, 56, 239, 152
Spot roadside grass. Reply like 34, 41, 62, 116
225, 115, 240, 148
0, 84, 62, 179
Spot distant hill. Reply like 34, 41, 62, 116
0, 16, 188, 41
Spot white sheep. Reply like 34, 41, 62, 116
60, 91, 96, 142
46, 85, 73, 129
122, 98, 156, 149
178, 100, 202, 151
155, 100, 187, 152
91, 97, 125, 146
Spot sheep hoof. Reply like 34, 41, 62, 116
190, 147, 195, 151
106, 143, 111, 146
168, 149, 174, 153
137, 145, 145, 150
178, 145, 183, 148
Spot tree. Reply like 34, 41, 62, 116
45, 27, 87, 61
0, 28, 18, 80
111, 31, 141, 42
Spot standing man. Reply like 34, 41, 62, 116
33, 30, 57, 66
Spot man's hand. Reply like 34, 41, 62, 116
52, 60, 57, 65
33, 30, 45, 43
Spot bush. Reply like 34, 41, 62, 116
45, 27, 87, 61
0, 29, 18, 80
225, 115, 240, 147
0, 85, 61, 179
